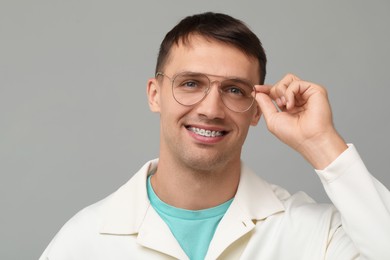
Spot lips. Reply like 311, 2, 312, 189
186, 126, 227, 137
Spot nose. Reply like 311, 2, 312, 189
195, 83, 225, 119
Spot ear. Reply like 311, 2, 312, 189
250, 104, 262, 126
147, 78, 161, 113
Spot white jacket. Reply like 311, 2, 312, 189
40, 145, 390, 259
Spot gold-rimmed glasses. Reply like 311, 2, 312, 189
156, 71, 256, 113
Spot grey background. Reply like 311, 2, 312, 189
1, 0, 389, 259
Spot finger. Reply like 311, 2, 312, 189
274, 83, 288, 107
270, 73, 301, 107
255, 92, 278, 122
283, 73, 301, 82
285, 80, 320, 109
254, 84, 272, 94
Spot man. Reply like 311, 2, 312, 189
40, 12, 390, 260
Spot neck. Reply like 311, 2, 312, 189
151, 155, 241, 210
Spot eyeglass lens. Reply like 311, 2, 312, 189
172, 72, 255, 112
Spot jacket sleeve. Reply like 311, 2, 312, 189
316, 144, 390, 260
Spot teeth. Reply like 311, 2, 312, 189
188, 127, 224, 137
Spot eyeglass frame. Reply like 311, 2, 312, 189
155, 71, 257, 113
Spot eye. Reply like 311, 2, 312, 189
226, 86, 244, 96
222, 79, 253, 98
174, 73, 209, 91
181, 80, 199, 88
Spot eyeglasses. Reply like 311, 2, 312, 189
156, 71, 256, 113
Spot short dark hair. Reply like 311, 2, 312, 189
155, 12, 267, 84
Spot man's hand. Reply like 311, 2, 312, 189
255, 73, 348, 170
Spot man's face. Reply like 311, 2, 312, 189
148, 35, 261, 172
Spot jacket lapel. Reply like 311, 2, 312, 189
205, 163, 285, 259
99, 159, 187, 259
137, 205, 188, 259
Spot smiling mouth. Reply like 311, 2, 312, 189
186, 126, 227, 137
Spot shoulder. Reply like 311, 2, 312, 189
62, 196, 109, 233
49, 197, 110, 246
40, 160, 157, 259
239, 164, 340, 227
272, 181, 338, 217
39, 196, 110, 260
271, 183, 341, 235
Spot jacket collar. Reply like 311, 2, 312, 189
99, 159, 285, 235
233, 163, 285, 220
99, 159, 157, 235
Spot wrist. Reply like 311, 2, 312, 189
297, 131, 348, 170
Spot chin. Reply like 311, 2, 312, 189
181, 152, 233, 173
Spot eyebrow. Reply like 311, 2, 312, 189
177, 70, 254, 85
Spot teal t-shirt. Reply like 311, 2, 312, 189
147, 175, 233, 260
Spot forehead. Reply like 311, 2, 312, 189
164, 35, 260, 83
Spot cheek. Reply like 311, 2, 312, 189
159, 98, 190, 125
234, 112, 258, 135
159, 92, 177, 115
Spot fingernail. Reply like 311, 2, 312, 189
281, 96, 287, 105
276, 98, 282, 107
